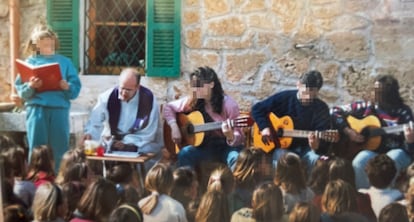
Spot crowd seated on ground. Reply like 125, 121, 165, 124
2, 132, 414, 222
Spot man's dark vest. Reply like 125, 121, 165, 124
107, 86, 154, 139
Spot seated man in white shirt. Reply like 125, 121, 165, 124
83, 67, 163, 170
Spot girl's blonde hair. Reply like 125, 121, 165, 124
32, 182, 63, 221
321, 179, 357, 216
25, 23, 59, 56
140, 163, 174, 214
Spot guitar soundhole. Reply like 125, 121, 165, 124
186, 124, 195, 134
360, 127, 374, 139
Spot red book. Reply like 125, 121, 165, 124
15, 59, 62, 92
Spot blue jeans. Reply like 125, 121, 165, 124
353, 149, 412, 189
177, 139, 241, 170
272, 146, 320, 175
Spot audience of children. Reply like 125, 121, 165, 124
4, 128, 414, 222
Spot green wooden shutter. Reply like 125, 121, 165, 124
146, 0, 181, 77
47, 0, 79, 70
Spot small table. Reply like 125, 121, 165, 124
86, 153, 155, 191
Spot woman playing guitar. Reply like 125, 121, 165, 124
162, 66, 245, 169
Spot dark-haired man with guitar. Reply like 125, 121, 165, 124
251, 70, 332, 174
331, 75, 414, 189
163, 66, 247, 170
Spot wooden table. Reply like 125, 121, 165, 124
86, 153, 155, 191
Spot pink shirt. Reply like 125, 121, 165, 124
163, 95, 244, 146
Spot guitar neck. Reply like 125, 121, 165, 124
280, 129, 312, 139
193, 122, 223, 133
368, 122, 411, 137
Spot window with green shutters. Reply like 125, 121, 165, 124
47, 0, 181, 77
47, 0, 79, 70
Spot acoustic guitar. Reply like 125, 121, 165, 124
164, 111, 254, 155
346, 115, 413, 151
252, 113, 340, 153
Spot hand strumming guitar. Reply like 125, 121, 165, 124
260, 127, 273, 145
404, 124, 414, 144
169, 121, 182, 144
308, 132, 320, 151
221, 119, 234, 142
344, 127, 365, 143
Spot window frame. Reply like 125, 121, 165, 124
47, 0, 181, 77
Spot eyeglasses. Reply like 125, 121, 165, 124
120, 87, 135, 93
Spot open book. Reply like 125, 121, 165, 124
104, 151, 141, 158
15, 59, 62, 92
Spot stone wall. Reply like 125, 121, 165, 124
1, 0, 414, 112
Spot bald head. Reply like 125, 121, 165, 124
119, 68, 141, 85
118, 68, 140, 101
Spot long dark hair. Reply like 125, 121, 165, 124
375, 75, 404, 111
190, 66, 224, 114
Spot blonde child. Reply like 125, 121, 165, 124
195, 166, 235, 222
138, 163, 187, 222
14, 23, 81, 170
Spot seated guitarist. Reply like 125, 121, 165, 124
331, 75, 414, 189
163, 66, 244, 170
251, 70, 331, 174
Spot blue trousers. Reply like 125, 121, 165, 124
26, 105, 70, 171
177, 139, 241, 170
353, 149, 412, 189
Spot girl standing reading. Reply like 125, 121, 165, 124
14, 24, 81, 170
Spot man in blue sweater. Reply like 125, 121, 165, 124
251, 70, 331, 172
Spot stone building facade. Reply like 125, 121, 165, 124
0, 0, 414, 112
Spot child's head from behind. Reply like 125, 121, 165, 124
329, 157, 356, 188
207, 166, 234, 194
321, 179, 357, 216
140, 163, 174, 215
171, 166, 199, 201
365, 154, 396, 189
3, 204, 29, 222
233, 148, 269, 189
308, 156, 332, 195
109, 203, 143, 222
32, 182, 65, 221
196, 189, 230, 222
61, 181, 86, 221
378, 202, 409, 222
289, 202, 321, 222
2, 145, 27, 178
76, 177, 118, 221
274, 152, 307, 193
145, 163, 174, 194
26, 23, 59, 56
56, 148, 87, 185
106, 163, 133, 184
29, 145, 54, 175
251, 182, 285, 221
